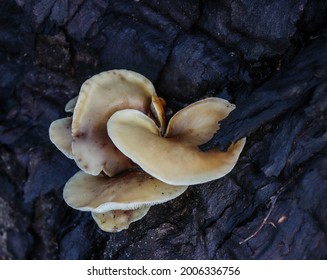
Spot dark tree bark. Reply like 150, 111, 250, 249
0, 0, 326, 259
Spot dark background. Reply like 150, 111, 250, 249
0, 0, 326, 259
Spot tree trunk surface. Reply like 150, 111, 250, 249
0, 0, 326, 259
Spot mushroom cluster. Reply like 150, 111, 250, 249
49, 70, 246, 232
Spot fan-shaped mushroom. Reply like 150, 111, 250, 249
63, 169, 187, 232
63, 170, 187, 213
108, 98, 246, 185
49, 69, 246, 233
49, 70, 165, 177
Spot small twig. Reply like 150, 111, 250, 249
266, 221, 277, 228
239, 195, 278, 245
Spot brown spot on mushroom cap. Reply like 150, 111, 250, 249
91, 207, 150, 232
49, 117, 74, 159
71, 69, 159, 176
107, 98, 246, 185
63, 170, 188, 213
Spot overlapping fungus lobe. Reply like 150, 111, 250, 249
107, 98, 246, 186
70, 70, 163, 176
49, 70, 246, 233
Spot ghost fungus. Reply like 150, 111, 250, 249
49, 70, 246, 233
71, 69, 165, 177
63, 170, 188, 213
49, 117, 74, 159
108, 98, 246, 185
91, 207, 150, 233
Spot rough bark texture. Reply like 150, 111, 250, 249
0, 0, 326, 259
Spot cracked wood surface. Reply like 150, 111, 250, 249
0, 0, 326, 259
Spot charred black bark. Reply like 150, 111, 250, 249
200, 31, 327, 151
0, 0, 326, 260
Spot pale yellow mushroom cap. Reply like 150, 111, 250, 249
48, 97, 76, 160
63, 170, 188, 213
107, 98, 246, 185
64, 96, 78, 113
49, 117, 74, 159
71, 69, 164, 177
91, 207, 150, 232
